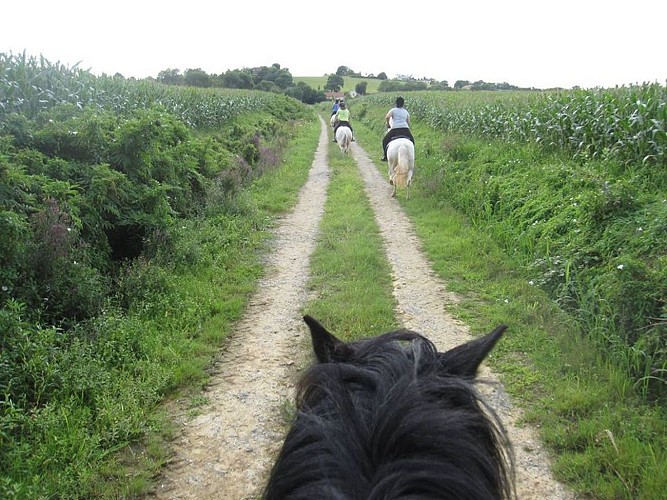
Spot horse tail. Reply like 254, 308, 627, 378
336, 127, 352, 153
393, 145, 413, 187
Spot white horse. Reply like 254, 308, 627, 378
330, 114, 337, 129
387, 138, 414, 199
335, 126, 353, 155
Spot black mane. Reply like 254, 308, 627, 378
264, 319, 514, 499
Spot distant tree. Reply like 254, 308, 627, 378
157, 68, 183, 85
250, 63, 294, 90
255, 80, 275, 92
454, 80, 470, 89
496, 82, 519, 90
221, 69, 254, 89
470, 80, 496, 91
285, 82, 326, 104
184, 68, 211, 87
254, 63, 280, 83
429, 80, 451, 91
406, 81, 428, 91
378, 79, 395, 92
355, 81, 368, 95
326, 74, 344, 92
377, 72, 388, 80
336, 65, 352, 76
378, 80, 428, 92
272, 69, 294, 90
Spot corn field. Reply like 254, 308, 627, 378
361, 84, 667, 167
0, 51, 283, 128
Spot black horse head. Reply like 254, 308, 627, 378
264, 316, 514, 499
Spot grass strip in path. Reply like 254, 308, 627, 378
303, 117, 397, 340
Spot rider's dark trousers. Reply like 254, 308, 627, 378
334, 121, 353, 135
382, 127, 415, 156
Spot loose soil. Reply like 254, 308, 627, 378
150, 118, 576, 499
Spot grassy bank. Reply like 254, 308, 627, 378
105, 114, 322, 498
0, 111, 321, 498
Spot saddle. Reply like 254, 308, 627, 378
388, 134, 411, 143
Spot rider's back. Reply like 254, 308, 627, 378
389, 107, 409, 129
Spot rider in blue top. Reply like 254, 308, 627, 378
381, 96, 415, 161
331, 98, 340, 116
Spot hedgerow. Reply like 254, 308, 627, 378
0, 51, 313, 497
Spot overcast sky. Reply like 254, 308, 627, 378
3, 0, 665, 89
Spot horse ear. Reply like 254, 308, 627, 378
303, 315, 353, 363
438, 324, 507, 377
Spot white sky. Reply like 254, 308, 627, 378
3, 0, 665, 89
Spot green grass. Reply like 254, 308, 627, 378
294, 75, 384, 95
0, 112, 321, 499
250, 116, 322, 214
303, 114, 397, 339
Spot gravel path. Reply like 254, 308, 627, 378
150, 117, 576, 499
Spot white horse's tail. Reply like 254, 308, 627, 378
336, 126, 352, 154
393, 144, 413, 187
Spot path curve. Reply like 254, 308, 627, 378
150, 118, 576, 499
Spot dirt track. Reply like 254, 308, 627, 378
150, 117, 576, 499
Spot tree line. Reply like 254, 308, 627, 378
153, 63, 535, 104
155, 63, 328, 104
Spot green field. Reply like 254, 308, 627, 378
294, 75, 384, 94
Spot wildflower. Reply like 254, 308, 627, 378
1, 285, 7, 292
529, 280, 534, 285
637, 227, 643, 232
504, 299, 509, 304
617, 264, 624, 270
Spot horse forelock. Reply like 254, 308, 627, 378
265, 330, 513, 499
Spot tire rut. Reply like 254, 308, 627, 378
151, 117, 330, 499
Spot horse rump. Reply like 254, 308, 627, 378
335, 126, 353, 154
387, 138, 415, 198
263, 316, 514, 499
